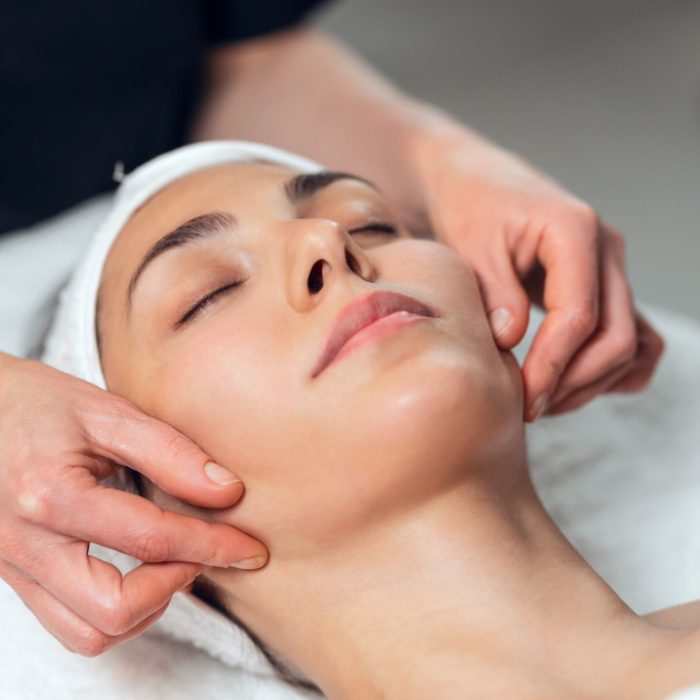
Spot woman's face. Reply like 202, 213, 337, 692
97, 161, 523, 557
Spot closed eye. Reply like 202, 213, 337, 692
177, 279, 244, 327
348, 222, 397, 236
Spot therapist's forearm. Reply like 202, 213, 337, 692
189, 27, 482, 236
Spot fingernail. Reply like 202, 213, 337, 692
204, 461, 240, 486
489, 308, 514, 339
230, 555, 267, 570
529, 392, 548, 421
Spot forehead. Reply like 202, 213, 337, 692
123, 161, 293, 249
100, 161, 292, 291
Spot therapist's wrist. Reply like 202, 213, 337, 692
400, 102, 557, 244
397, 102, 500, 235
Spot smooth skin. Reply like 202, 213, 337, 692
94, 161, 695, 699
0, 25, 662, 654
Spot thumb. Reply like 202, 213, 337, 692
475, 256, 530, 349
87, 398, 244, 510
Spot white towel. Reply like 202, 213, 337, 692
666, 685, 700, 700
40, 140, 325, 680
668, 687, 700, 700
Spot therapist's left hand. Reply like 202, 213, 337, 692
412, 129, 664, 421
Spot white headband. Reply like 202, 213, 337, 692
41, 140, 325, 679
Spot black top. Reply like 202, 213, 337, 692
0, 0, 328, 235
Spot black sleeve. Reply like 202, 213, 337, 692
202, 0, 332, 45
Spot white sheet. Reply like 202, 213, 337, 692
2, 198, 699, 698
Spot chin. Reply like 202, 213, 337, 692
346, 342, 523, 493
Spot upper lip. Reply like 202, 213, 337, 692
311, 290, 435, 378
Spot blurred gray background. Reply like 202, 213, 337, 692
313, 0, 700, 319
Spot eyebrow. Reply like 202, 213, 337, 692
125, 170, 378, 311
126, 211, 236, 310
283, 170, 377, 203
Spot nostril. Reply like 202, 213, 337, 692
308, 260, 326, 294
345, 249, 361, 275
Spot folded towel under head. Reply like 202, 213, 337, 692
41, 140, 326, 676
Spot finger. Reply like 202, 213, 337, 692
21, 537, 203, 636
607, 313, 665, 393
16, 477, 268, 568
83, 397, 245, 509
546, 358, 635, 416
547, 311, 666, 415
473, 242, 530, 349
521, 216, 601, 421
0, 559, 171, 656
547, 230, 636, 407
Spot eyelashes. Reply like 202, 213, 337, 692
176, 221, 398, 327
176, 280, 245, 327
349, 222, 397, 236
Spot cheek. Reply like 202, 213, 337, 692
367, 240, 522, 450
151, 340, 360, 552
147, 317, 304, 484
375, 239, 500, 374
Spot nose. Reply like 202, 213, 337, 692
285, 218, 376, 312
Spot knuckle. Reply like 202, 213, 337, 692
13, 472, 54, 525
566, 302, 598, 338
162, 428, 196, 462
98, 393, 138, 422
610, 331, 637, 364
100, 607, 132, 637
569, 202, 600, 233
71, 627, 111, 657
130, 530, 172, 563
94, 587, 134, 636
84, 395, 144, 450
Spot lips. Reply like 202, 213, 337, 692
311, 290, 435, 378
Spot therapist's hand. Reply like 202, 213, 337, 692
0, 353, 267, 656
189, 27, 662, 420
412, 129, 664, 421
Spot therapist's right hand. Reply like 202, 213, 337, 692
0, 352, 268, 656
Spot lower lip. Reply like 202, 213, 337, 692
326, 311, 430, 371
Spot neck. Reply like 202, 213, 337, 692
216, 455, 679, 699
